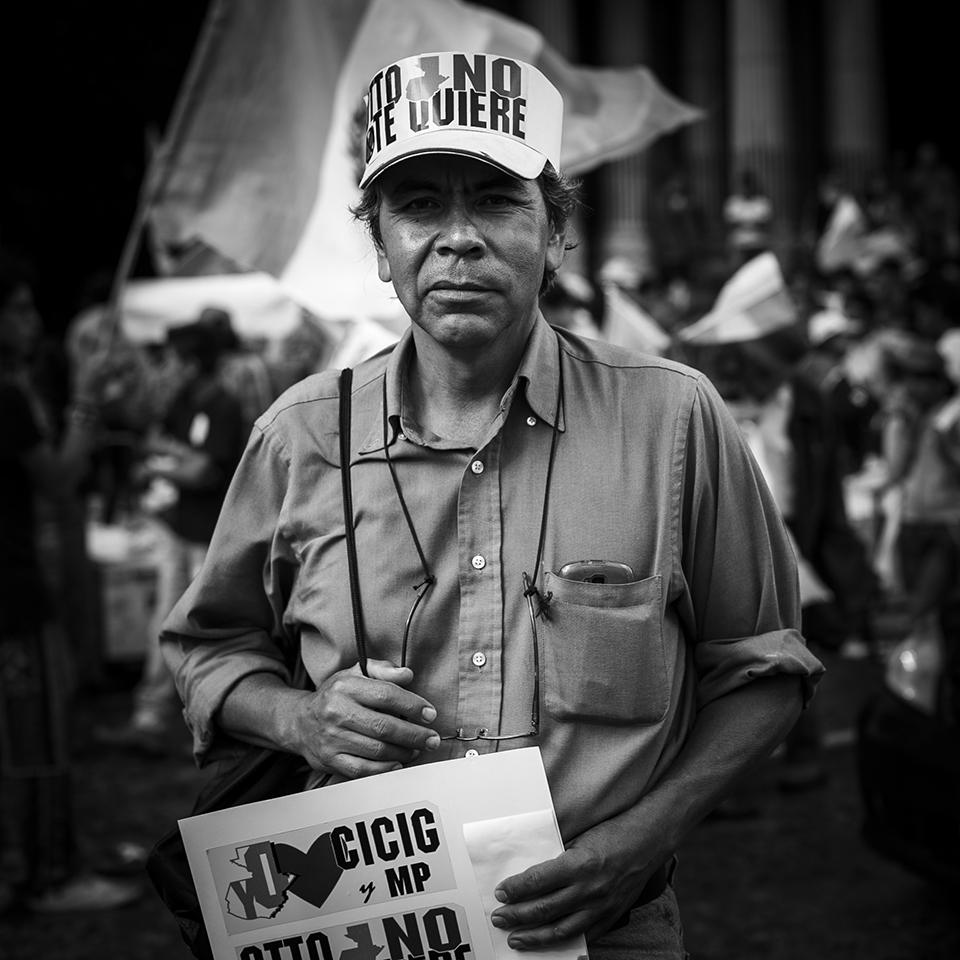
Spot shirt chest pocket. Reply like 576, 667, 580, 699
540, 572, 668, 725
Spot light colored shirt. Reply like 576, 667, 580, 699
723, 193, 773, 250
729, 389, 833, 608
902, 398, 960, 523
161, 315, 822, 841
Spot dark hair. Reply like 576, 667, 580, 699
740, 325, 810, 398
166, 320, 223, 375
198, 306, 240, 352
350, 163, 582, 294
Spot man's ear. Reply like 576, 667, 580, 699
545, 226, 566, 275
376, 243, 392, 283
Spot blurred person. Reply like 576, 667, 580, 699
723, 168, 773, 267
863, 168, 909, 237
905, 141, 960, 266
883, 327, 960, 660
802, 169, 847, 247
158, 50, 823, 956
843, 329, 952, 596
862, 257, 913, 331
803, 296, 879, 480
198, 305, 276, 437
0, 251, 140, 912
649, 171, 706, 284
817, 266, 863, 317
97, 316, 245, 753
54, 297, 158, 692
910, 273, 960, 342
708, 323, 879, 794
64, 301, 158, 524
264, 307, 339, 396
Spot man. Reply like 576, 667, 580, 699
104, 317, 245, 751
161, 52, 823, 956
711, 323, 878, 794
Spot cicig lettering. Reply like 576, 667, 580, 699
331, 808, 439, 871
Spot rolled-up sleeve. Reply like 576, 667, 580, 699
160, 425, 296, 764
678, 377, 825, 708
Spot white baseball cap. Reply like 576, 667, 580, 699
359, 51, 563, 188
807, 309, 863, 346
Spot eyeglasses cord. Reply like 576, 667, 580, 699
379, 340, 565, 733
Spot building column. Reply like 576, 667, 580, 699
519, 0, 590, 276
728, 0, 796, 251
595, 0, 654, 279
680, 0, 728, 259
821, 0, 885, 192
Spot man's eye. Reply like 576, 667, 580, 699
479, 194, 514, 207
402, 196, 439, 211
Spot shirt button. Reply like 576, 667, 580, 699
526, 416, 537, 427
397, 433, 406, 441
465, 749, 480, 758
470, 459, 484, 474
471, 555, 486, 570
471, 651, 487, 668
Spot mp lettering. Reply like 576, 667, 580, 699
385, 861, 431, 897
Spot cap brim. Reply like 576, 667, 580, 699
359, 128, 548, 188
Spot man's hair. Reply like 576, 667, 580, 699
350, 164, 582, 294
167, 319, 224, 375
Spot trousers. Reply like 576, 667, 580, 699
0, 622, 75, 892
588, 862, 688, 960
132, 520, 207, 730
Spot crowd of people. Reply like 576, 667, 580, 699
1, 84, 958, 954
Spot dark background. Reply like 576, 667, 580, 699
1, 1, 956, 338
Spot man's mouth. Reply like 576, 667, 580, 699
429, 281, 491, 293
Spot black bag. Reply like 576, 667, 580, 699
146, 368, 366, 959
145, 745, 311, 959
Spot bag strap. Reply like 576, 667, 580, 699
339, 367, 369, 677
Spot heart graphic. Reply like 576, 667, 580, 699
272, 832, 344, 909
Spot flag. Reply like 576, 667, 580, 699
147, 0, 704, 341
118, 272, 398, 372
600, 283, 670, 356
815, 195, 867, 275
677, 252, 797, 345
119, 273, 306, 344
815, 195, 916, 277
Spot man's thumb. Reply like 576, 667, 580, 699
362, 659, 414, 684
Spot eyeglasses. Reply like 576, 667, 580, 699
399, 571, 542, 743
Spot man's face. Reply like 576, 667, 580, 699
374, 155, 565, 354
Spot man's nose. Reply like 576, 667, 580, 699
436, 204, 485, 257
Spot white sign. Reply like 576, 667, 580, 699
179, 748, 587, 960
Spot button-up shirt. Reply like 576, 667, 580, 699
161, 315, 823, 841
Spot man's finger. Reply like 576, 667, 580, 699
503, 908, 597, 951
353, 660, 439, 725
338, 704, 439, 753
494, 852, 574, 905
325, 750, 415, 781
362, 659, 414, 684
491, 884, 577, 931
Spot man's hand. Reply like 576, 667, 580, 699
287, 659, 440, 780
489, 820, 666, 949
489, 675, 807, 950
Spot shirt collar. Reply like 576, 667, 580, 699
357, 313, 564, 455
518, 313, 565, 430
